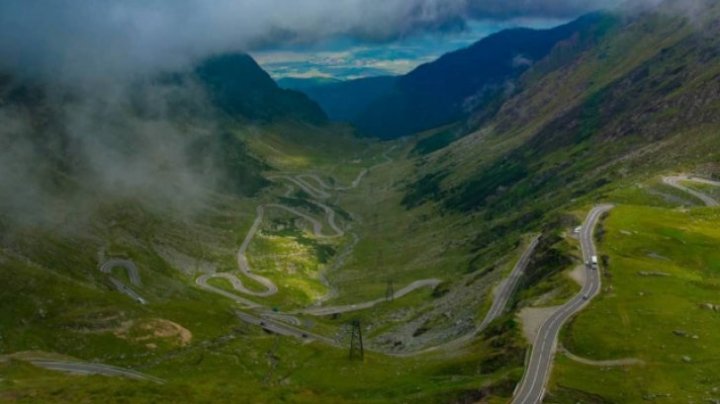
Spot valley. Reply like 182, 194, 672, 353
3, 1, 720, 402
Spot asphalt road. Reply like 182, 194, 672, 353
392, 236, 541, 357
512, 205, 613, 404
100, 259, 146, 304
235, 311, 338, 346
229, 232, 540, 356
100, 259, 141, 286
196, 147, 396, 304
663, 175, 719, 206
197, 200, 346, 301
479, 235, 541, 331
297, 279, 442, 316
28, 359, 163, 383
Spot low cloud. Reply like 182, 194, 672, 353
0, 0, 627, 82
0, 76, 222, 227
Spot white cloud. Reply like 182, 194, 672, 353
0, 0, 625, 82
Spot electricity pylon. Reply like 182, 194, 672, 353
348, 319, 364, 361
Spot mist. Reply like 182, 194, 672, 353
0, 75, 223, 227
0, 0, 708, 229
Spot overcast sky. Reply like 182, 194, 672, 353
0, 0, 629, 82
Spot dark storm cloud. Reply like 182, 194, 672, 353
0, 0, 628, 81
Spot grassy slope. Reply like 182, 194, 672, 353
0, 121, 533, 402
5, 6, 720, 403
549, 192, 720, 402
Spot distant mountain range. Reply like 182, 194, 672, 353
289, 13, 606, 138
281, 76, 398, 124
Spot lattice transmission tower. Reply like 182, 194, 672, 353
348, 319, 364, 361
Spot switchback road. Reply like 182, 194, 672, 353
100, 259, 146, 304
662, 175, 720, 207
512, 205, 613, 404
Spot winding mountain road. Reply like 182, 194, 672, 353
297, 279, 443, 316
196, 147, 398, 304
236, 311, 337, 346
662, 175, 720, 206
393, 235, 541, 357
26, 358, 163, 383
197, 201, 345, 301
100, 259, 146, 304
229, 232, 542, 357
512, 205, 613, 404
479, 235, 541, 331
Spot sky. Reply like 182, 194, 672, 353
252, 18, 569, 80
0, 0, 632, 84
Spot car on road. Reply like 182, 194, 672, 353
582, 294, 589, 300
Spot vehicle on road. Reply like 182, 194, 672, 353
591, 255, 598, 269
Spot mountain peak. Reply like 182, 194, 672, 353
195, 52, 327, 124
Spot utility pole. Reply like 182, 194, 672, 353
348, 319, 364, 361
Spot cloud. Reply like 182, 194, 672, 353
0, 0, 626, 82
0, 74, 224, 227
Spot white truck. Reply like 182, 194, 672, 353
586, 255, 599, 269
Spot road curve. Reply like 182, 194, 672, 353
233, 234, 539, 356
275, 145, 397, 196
194, 274, 261, 308
297, 279, 442, 316
271, 175, 331, 199
512, 204, 613, 404
198, 201, 346, 301
100, 259, 146, 304
100, 259, 141, 285
197, 147, 397, 311
662, 175, 719, 207
27, 359, 164, 383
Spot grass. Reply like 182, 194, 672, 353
548, 202, 720, 402
0, 122, 534, 402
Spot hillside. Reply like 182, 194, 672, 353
3, 2, 720, 403
293, 13, 609, 138
196, 53, 328, 124
284, 75, 397, 123
277, 77, 342, 91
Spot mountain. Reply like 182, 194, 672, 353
277, 77, 342, 91
401, 4, 720, 224
195, 53, 328, 124
289, 75, 398, 123
293, 13, 608, 138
